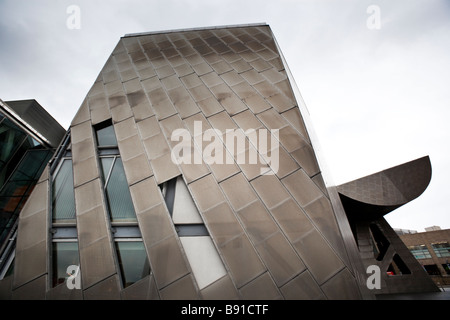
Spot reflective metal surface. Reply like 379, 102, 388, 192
6, 23, 433, 300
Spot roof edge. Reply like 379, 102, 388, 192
123, 22, 269, 38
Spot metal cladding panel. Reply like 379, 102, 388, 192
8, 24, 369, 300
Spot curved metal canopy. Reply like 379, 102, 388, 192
337, 156, 432, 221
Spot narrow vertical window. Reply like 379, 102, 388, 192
161, 176, 226, 290
50, 132, 80, 288
52, 241, 80, 287
100, 156, 136, 222
94, 121, 150, 288
52, 159, 76, 222
115, 241, 150, 288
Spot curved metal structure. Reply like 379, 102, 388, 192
338, 156, 432, 221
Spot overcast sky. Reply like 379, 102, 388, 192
1, 0, 449, 231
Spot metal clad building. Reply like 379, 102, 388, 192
0, 24, 437, 300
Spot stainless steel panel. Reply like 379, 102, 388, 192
180, 73, 203, 89
200, 275, 240, 300
121, 275, 152, 300
148, 236, 190, 289
249, 58, 272, 72
242, 93, 272, 114
236, 200, 278, 243
261, 68, 287, 84
220, 173, 257, 211
136, 116, 160, 139
207, 111, 237, 133
202, 202, 243, 246
232, 110, 263, 132
129, 177, 164, 214
280, 271, 326, 300
250, 174, 290, 209
143, 132, 170, 160
132, 99, 155, 122
205, 148, 240, 183
17, 181, 48, 219
84, 275, 121, 300
114, 117, 137, 142
188, 174, 226, 212
219, 233, 265, 288
141, 76, 162, 93
79, 237, 117, 289
210, 60, 233, 75
122, 153, 153, 185
196, 96, 224, 117
256, 108, 287, 130
138, 203, 175, 247
282, 169, 323, 208
270, 199, 314, 243
303, 195, 344, 255
230, 81, 257, 100
278, 125, 308, 153
200, 72, 224, 88
77, 206, 109, 249
72, 138, 96, 163
255, 232, 306, 286
71, 99, 90, 126
290, 145, 320, 177
230, 57, 253, 73
281, 108, 309, 140
320, 268, 362, 300
151, 153, 181, 184
74, 178, 104, 215
266, 93, 295, 113
189, 84, 213, 102
192, 62, 213, 76
292, 228, 344, 285
73, 156, 99, 188
159, 274, 199, 300
151, 98, 178, 120
239, 272, 282, 300
13, 240, 47, 290
117, 134, 145, 161
12, 275, 47, 300
71, 120, 94, 145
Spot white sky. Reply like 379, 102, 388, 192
1, 0, 449, 231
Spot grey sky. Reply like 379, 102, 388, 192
1, 0, 449, 231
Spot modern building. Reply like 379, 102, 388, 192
337, 156, 440, 295
0, 24, 439, 300
0, 99, 65, 282
399, 227, 450, 287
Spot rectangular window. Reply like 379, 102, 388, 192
408, 244, 432, 259
95, 123, 118, 147
160, 176, 226, 290
100, 156, 136, 222
115, 240, 150, 288
52, 159, 76, 222
432, 242, 450, 258
52, 241, 80, 287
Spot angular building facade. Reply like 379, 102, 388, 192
0, 24, 437, 300
0, 99, 65, 285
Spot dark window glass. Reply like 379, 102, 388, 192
52, 159, 76, 221
432, 242, 450, 258
52, 242, 79, 287
96, 125, 117, 147
101, 157, 136, 222
115, 241, 150, 287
